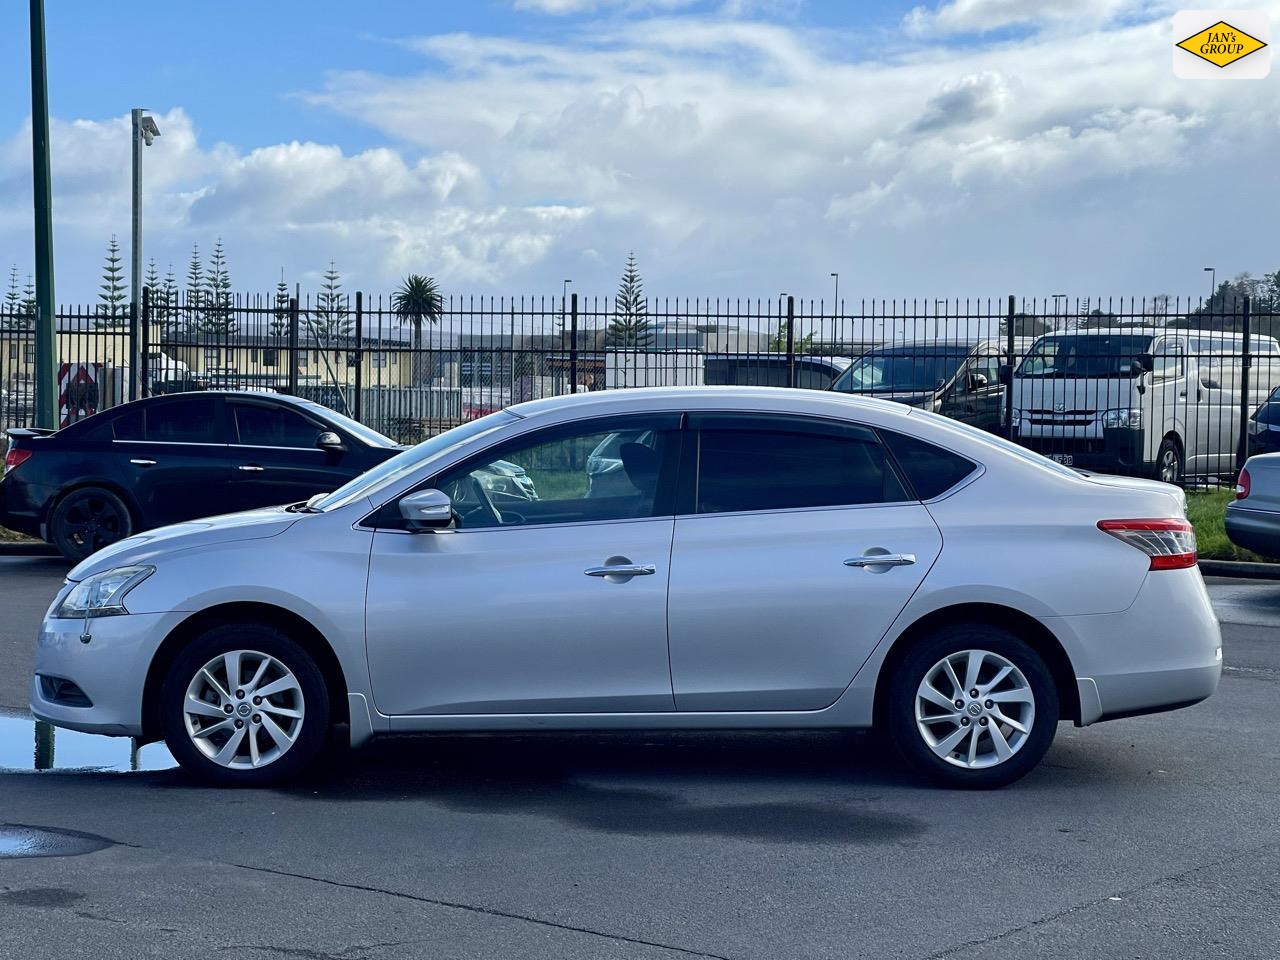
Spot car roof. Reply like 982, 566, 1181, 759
507, 385, 912, 424
702, 353, 853, 368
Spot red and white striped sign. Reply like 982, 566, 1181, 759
59, 362, 103, 427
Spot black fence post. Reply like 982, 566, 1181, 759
140, 286, 151, 398
354, 291, 363, 421
287, 296, 299, 396
569, 292, 579, 394
1005, 294, 1016, 439
1238, 295, 1252, 471
785, 294, 796, 388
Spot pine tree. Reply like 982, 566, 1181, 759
3, 266, 19, 328
160, 265, 179, 337
199, 238, 236, 335
97, 235, 127, 328
271, 270, 291, 339
20, 274, 36, 329
312, 261, 350, 341
606, 252, 653, 348
185, 244, 204, 331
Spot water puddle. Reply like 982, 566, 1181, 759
0, 710, 174, 773
0, 824, 112, 859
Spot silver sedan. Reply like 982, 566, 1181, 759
31, 387, 1220, 788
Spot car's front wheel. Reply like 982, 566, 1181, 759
886, 623, 1059, 789
161, 622, 330, 785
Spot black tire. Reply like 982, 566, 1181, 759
161, 622, 330, 786
49, 486, 134, 562
886, 623, 1059, 789
1155, 436, 1183, 485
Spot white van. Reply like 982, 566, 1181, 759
1010, 329, 1280, 482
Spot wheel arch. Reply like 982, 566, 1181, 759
872, 602, 1081, 726
45, 479, 141, 531
140, 601, 350, 742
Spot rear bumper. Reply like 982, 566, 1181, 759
0, 475, 52, 538
1224, 504, 1280, 560
1014, 427, 1147, 473
1047, 565, 1221, 725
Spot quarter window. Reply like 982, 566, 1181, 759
879, 430, 977, 500
695, 427, 907, 513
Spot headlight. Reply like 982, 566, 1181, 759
52, 565, 154, 619
1101, 408, 1143, 429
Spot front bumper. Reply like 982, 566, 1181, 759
1224, 504, 1280, 561
1015, 427, 1147, 473
29, 610, 185, 738
1046, 565, 1221, 725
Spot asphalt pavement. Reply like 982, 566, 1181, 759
1, 557, 1278, 959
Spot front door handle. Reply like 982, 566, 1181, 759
585, 563, 656, 577
844, 553, 917, 568
238, 464, 265, 472
129, 458, 156, 467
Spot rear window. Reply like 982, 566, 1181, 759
880, 430, 977, 500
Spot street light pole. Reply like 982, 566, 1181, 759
1052, 293, 1067, 331
1204, 266, 1216, 305
830, 273, 839, 312
130, 108, 159, 401
28, 0, 56, 429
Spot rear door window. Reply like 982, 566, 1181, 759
144, 397, 224, 443
692, 418, 908, 513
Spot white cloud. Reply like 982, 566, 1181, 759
905, 0, 1169, 36
4, 2, 1280, 302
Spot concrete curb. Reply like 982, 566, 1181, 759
0, 541, 59, 557
1199, 559, 1280, 580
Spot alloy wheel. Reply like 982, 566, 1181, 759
63, 493, 127, 553
182, 649, 306, 770
914, 649, 1036, 769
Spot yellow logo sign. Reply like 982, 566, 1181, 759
1176, 20, 1267, 68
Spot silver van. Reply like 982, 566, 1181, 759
1011, 329, 1280, 482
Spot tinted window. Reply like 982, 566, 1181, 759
145, 398, 220, 443
433, 418, 677, 528
113, 407, 145, 441
696, 428, 907, 513
880, 430, 977, 500
234, 403, 324, 447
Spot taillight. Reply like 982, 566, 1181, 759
1097, 518, 1197, 571
1236, 467, 1251, 500
3, 447, 31, 475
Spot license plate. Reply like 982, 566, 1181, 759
1050, 454, 1074, 466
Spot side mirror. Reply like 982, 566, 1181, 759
398, 488, 453, 531
998, 364, 1012, 385
316, 431, 344, 451
967, 373, 989, 391
1136, 353, 1155, 373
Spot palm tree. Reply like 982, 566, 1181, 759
392, 274, 443, 385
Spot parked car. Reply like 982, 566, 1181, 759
1011, 329, 1280, 482
31, 387, 1219, 789
703, 353, 852, 389
831, 339, 1029, 433
1225, 454, 1280, 559
1246, 385, 1280, 456
0, 391, 404, 561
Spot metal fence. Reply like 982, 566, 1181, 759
2, 292, 1276, 486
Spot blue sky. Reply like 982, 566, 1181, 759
1, 0, 1277, 302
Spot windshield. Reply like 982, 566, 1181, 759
1016, 335, 1152, 379
833, 348, 971, 394
311, 411, 518, 512
297, 400, 398, 448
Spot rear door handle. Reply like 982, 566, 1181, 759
238, 464, 265, 472
129, 458, 156, 467
844, 553, 916, 568
585, 564, 656, 577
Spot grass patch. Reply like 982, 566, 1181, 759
0, 525, 35, 543
1187, 488, 1265, 562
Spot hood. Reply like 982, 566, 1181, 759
1077, 472, 1187, 513
69, 506, 302, 580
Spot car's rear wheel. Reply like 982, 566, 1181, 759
161, 623, 330, 785
1156, 436, 1183, 485
49, 486, 133, 561
886, 623, 1059, 789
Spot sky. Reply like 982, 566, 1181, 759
1, 0, 1277, 304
